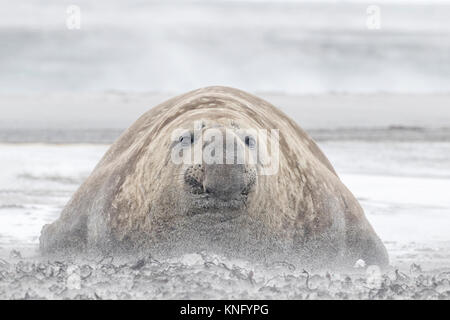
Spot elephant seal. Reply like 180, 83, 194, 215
40, 86, 388, 268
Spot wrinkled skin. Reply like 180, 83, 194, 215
40, 86, 388, 269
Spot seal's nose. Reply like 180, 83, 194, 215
201, 127, 250, 200
203, 164, 246, 200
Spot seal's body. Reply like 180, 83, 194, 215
40, 86, 388, 268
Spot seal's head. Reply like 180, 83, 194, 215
174, 121, 258, 213
105, 91, 283, 241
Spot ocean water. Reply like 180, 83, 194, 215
2, 0, 450, 94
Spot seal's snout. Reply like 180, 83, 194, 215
203, 164, 247, 200
184, 161, 256, 204
183, 125, 257, 203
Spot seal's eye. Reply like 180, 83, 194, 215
245, 136, 256, 149
179, 133, 194, 147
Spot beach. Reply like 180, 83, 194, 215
1, 93, 450, 299
1, 93, 449, 295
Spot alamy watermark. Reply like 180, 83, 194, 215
170, 121, 280, 176
66, 5, 81, 30
366, 5, 381, 30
